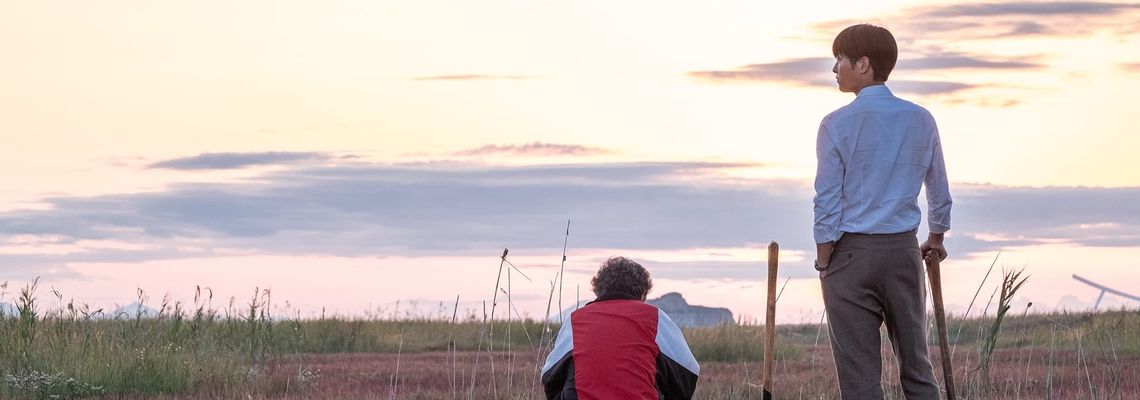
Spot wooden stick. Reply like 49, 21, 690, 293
925, 254, 957, 400
762, 241, 778, 400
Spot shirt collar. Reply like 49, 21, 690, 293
856, 84, 892, 98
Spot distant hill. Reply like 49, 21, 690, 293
109, 302, 161, 319
548, 293, 733, 328
648, 292, 734, 328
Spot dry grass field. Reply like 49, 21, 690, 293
2, 280, 1137, 399
104, 343, 1138, 399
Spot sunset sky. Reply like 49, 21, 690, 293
2, 1, 1139, 323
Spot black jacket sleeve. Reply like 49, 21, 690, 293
655, 353, 699, 400
542, 351, 577, 400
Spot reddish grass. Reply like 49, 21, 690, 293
108, 345, 1138, 399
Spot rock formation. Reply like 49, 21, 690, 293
648, 292, 733, 327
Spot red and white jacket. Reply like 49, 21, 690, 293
541, 297, 700, 399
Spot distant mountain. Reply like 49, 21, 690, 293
110, 302, 161, 319
546, 292, 733, 328
0, 303, 16, 317
648, 292, 734, 328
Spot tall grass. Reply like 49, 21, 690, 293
0, 281, 252, 399
684, 323, 803, 363
977, 267, 1029, 382
0, 278, 558, 399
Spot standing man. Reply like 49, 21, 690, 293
813, 24, 952, 400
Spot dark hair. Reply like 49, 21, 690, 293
832, 24, 898, 82
590, 257, 653, 300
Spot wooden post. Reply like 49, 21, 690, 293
925, 254, 956, 400
762, 241, 778, 400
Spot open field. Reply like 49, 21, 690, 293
101, 346, 1140, 400
1, 282, 1137, 399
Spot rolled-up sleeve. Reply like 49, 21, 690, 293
924, 123, 952, 233
814, 122, 844, 244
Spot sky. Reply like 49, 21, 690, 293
2, 1, 1139, 323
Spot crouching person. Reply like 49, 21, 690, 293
541, 256, 700, 399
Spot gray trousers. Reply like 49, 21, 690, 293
820, 231, 940, 400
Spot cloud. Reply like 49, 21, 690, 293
814, 2, 1140, 41
886, 80, 979, 96
687, 54, 1023, 95
412, 74, 531, 81
796, 3, 1137, 104
896, 53, 1044, 70
1120, 63, 1140, 72
688, 57, 835, 86
1006, 21, 1053, 35
919, 2, 1140, 18
453, 142, 612, 157
149, 152, 332, 170
2, 161, 1139, 281
0, 162, 812, 280
952, 186, 1140, 247
0, 260, 84, 281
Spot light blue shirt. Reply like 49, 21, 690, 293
813, 85, 952, 244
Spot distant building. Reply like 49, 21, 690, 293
648, 292, 733, 328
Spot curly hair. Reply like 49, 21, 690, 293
591, 256, 653, 300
